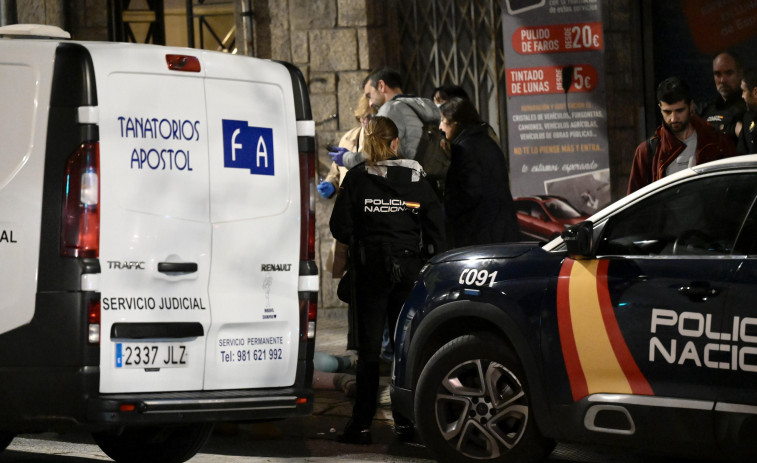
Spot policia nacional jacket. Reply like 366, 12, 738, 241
329, 159, 446, 259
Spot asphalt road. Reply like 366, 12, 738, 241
1, 428, 722, 463
0, 316, 723, 463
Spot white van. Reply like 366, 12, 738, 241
0, 24, 318, 463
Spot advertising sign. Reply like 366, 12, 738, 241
503, 0, 610, 220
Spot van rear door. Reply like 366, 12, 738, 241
0, 41, 56, 336
202, 53, 301, 389
90, 44, 212, 393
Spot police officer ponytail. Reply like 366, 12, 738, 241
364, 116, 401, 164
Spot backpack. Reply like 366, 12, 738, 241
399, 99, 450, 180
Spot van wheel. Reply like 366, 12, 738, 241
414, 334, 554, 463
0, 432, 14, 452
92, 423, 213, 463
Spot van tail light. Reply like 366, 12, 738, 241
61, 142, 100, 258
299, 148, 316, 261
301, 293, 317, 340
87, 299, 101, 345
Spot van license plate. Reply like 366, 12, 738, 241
115, 343, 188, 369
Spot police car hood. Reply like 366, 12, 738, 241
430, 242, 539, 263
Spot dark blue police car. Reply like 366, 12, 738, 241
391, 155, 757, 463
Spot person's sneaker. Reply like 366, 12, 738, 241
337, 421, 372, 445
393, 423, 414, 442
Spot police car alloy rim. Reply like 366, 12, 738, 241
434, 358, 528, 459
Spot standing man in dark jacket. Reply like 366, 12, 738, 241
439, 98, 519, 247
697, 50, 746, 146
628, 77, 736, 194
330, 116, 445, 445
738, 68, 757, 154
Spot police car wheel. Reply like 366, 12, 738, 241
414, 334, 553, 463
92, 423, 213, 463
0, 431, 13, 452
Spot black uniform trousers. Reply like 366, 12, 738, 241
351, 248, 424, 429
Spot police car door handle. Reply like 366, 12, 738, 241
678, 282, 720, 301
158, 262, 198, 274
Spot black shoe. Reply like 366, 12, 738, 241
393, 423, 414, 442
337, 421, 372, 445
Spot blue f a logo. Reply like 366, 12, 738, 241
222, 119, 275, 176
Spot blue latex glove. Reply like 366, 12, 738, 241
329, 146, 349, 166
317, 180, 336, 198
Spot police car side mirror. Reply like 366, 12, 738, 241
562, 221, 594, 258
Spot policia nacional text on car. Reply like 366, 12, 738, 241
329, 116, 446, 444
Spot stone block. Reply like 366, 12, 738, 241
309, 72, 336, 94
338, 71, 368, 130
311, 93, 338, 131
17, 1, 46, 24
357, 27, 370, 70
267, 0, 292, 61
270, 26, 292, 61
337, 0, 367, 27
310, 28, 358, 71
292, 30, 309, 64
290, 0, 336, 30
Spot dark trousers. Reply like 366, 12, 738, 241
351, 252, 423, 428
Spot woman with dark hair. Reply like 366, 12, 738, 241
432, 84, 470, 106
330, 116, 445, 444
439, 97, 519, 247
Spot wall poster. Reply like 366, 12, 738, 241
503, 0, 611, 238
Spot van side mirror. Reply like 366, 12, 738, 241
562, 221, 594, 258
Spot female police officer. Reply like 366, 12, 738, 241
330, 116, 446, 444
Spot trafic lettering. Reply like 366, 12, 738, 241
107, 261, 145, 270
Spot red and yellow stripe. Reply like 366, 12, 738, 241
557, 258, 653, 401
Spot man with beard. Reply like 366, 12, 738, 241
737, 68, 757, 154
628, 76, 736, 194
697, 51, 746, 145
